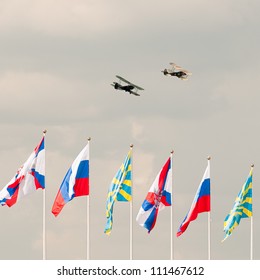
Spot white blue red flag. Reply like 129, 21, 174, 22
177, 160, 210, 237
0, 135, 45, 207
136, 157, 172, 233
52, 143, 89, 217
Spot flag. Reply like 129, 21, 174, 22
52, 143, 90, 217
136, 157, 172, 233
104, 149, 132, 235
222, 166, 253, 241
0, 134, 45, 207
177, 160, 210, 237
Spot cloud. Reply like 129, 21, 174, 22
1, 0, 258, 38
0, 0, 143, 37
1, 0, 260, 261
0, 71, 101, 124
130, 120, 145, 142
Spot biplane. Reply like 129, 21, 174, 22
111, 75, 144, 96
162, 63, 192, 80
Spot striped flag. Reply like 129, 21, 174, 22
52, 143, 90, 217
104, 149, 132, 235
0, 134, 45, 207
177, 160, 210, 237
136, 157, 172, 233
222, 166, 253, 241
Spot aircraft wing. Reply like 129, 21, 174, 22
169, 63, 192, 75
169, 62, 183, 71
116, 75, 144, 91
131, 91, 140, 96
116, 75, 131, 84
183, 70, 192, 75
132, 84, 144, 91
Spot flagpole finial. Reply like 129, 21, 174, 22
130, 144, 134, 148
43, 129, 47, 135
88, 137, 91, 141
207, 156, 211, 160
251, 164, 254, 168
171, 150, 174, 154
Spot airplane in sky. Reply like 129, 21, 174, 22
111, 75, 144, 96
162, 63, 192, 80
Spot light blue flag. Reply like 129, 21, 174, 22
104, 149, 132, 235
223, 166, 253, 241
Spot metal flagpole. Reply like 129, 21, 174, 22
42, 129, 47, 260
43, 183, 46, 260
208, 211, 211, 260
207, 156, 211, 260
130, 144, 133, 260
170, 150, 174, 260
250, 164, 254, 260
87, 137, 91, 260
251, 216, 253, 260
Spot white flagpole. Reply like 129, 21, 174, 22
130, 144, 133, 260
170, 150, 174, 260
43, 187, 46, 260
42, 129, 47, 260
208, 212, 211, 260
87, 137, 91, 260
250, 216, 253, 260
250, 164, 254, 260
207, 156, 211, 260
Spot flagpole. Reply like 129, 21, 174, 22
43, 184, 46, 260
207, 156, 211, 260
170, 150, 174, 260
130, 144, 133, 260
250, 216, 253, 260
42, 129, 47, 260
250, 163, 254, 260
87, 137, 91, 260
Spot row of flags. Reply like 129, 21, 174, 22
0, 133, 253, 241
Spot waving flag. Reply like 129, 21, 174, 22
222, 166, 253, 241
0, 134, 45, 207
52, 143, 90, 217
136, 156, 172, 233
104, 149, 132, 235
177, 160, 210, 237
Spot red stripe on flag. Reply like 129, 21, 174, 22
158, 158, 171, 192
51, 190, 65, 217
5, 187, 19, 207
74, 178, 89, 197
177, 195, 210, 237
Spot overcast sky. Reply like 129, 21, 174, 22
0, 0, 260, 260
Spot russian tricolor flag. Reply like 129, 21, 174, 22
177, 160, 210, 237
52, 143, 89, 217
0, 135, 45, 207
136, 157, 172, 233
